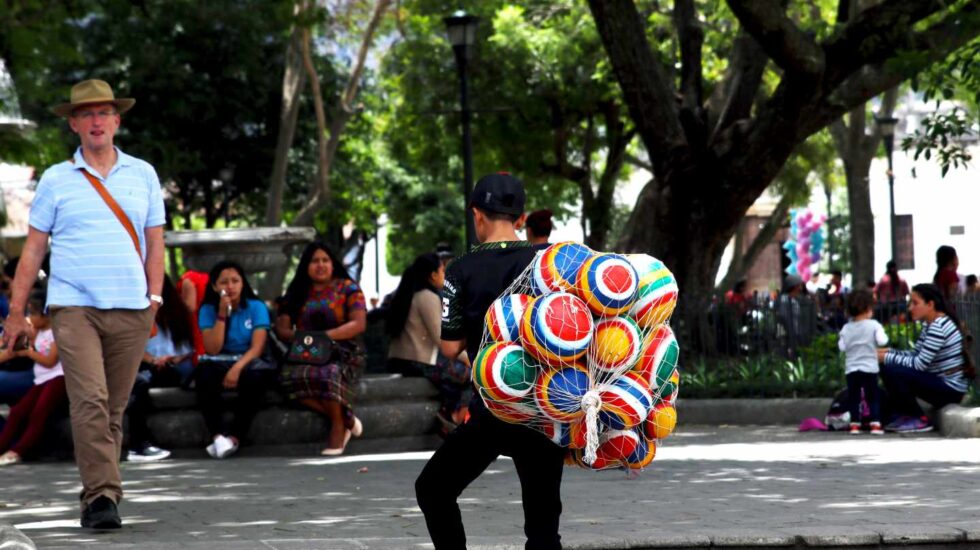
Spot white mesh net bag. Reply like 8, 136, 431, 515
473, 241, 680, 470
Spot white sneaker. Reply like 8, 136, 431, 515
0, 451, 21, 466
213, 435, 238, 459
127, 445, 172, 463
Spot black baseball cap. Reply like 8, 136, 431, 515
469, 172, 526, 216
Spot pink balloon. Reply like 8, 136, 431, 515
800, 266, 812, 281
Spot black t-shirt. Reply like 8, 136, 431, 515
441, 240, 544, 361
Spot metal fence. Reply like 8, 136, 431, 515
674, 293, 980, 367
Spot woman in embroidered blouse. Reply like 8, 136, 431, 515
276, 242, 367, 455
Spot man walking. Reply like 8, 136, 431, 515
4, 79, 165, 529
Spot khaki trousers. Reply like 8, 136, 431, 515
51, 306, 154, 509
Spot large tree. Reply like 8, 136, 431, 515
588, 0, 980, 310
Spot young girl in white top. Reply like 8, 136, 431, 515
837, 289, 888, 435
0, 292, 65, 465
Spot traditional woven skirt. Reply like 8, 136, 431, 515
281, 342, 365, 426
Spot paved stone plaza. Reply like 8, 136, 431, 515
2, 426, 979, 549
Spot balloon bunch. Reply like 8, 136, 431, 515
783, 208, 827, 282
474, 242, 681, 471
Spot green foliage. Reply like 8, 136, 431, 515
884, 322, 922, 351
681, 355, 844, 399
771, 129, 843, 206
3, 0, 295, 228
380, 0, 633, 263
798, 333, 841, 369
902, 38, 980, 176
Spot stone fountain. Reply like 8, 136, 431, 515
164, 226, 316, 274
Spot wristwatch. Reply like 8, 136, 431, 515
149, 294, 164, 306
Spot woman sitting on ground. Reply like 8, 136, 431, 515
196, 261, 276, 459
276, 242, 366, 456
124, 275, 195, 462
0, 291, 66, 466
877, 283, 971, 433
386, 252, 470, 428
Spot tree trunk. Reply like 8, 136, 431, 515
831, 87, 898, 288
844, 156, 875, 287
265, 24, 306, 227
261, 23, 306, 298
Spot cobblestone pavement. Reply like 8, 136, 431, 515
2, 426, 978, 549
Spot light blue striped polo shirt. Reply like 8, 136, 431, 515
29, 147, 166, 310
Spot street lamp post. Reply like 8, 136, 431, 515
444, 10, 480, 251
875, 115, 899, 266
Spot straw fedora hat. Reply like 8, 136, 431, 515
50, 79, 135, 118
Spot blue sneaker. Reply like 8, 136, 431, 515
889, 416, 933, 433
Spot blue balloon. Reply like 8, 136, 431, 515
785, 264, 799, 275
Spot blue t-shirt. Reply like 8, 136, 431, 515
199, 298, 271, 355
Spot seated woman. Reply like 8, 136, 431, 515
124, 275, 195, 462
386, 253, 470, 428
878, 283, 971, 433
276, 242, 366, 456
0, 352, 34, 421
177, 269, 209, 364
196, 261, 276, 459
0, 291, 67, 466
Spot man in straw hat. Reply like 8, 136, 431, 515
4, 79, 164, 529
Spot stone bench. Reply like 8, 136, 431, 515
1, 374, 444, 458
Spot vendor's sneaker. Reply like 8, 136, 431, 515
848, 422, 861, 435
869, 422, 884, 435
890, 416, 933, 433
127, 445, 171, 463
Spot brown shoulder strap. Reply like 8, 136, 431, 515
70, 160, 142, 260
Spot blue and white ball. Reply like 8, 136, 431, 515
597, 371, 653, 430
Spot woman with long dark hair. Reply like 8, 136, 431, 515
124, 275, 197, 462
386, 253, 469, 427
933, 245, 960, 303
878, 284, 971, 432
196, 261, 276, 459
874, 261, 909, 303
275, 242, 366, 456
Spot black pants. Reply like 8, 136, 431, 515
195, 359, 278, 441
845, 371, 881, 423
126, 362, 187, 450
415, 400, 565, 550
880, 365, 964, 418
